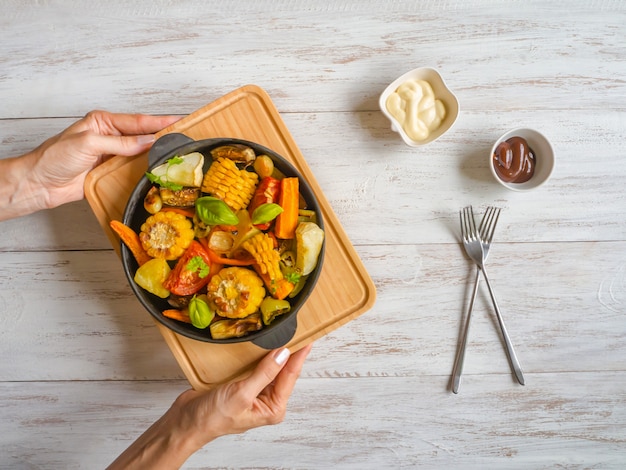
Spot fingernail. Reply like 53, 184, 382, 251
137, 134, 156, 145
274, 348, 290, 365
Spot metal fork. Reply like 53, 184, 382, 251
459, 206, 525, 386
452, 206, 497, 393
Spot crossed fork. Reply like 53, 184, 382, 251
452, 206, 525, 393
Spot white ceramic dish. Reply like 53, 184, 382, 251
489, 128, 555, 191
379, 67, 459, 147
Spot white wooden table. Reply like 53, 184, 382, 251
1, 1, 625, 468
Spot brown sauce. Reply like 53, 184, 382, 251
492, 136, 536, 183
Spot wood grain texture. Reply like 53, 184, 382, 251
0, 0, 624, 468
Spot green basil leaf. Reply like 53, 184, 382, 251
195, 196, 239, 226
251, 203, 284, 225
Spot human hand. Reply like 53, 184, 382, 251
24, 110, 181, 211
107, 344, 312, 469
174, 344, 313, 448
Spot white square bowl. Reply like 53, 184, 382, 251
379, 67, 459, 147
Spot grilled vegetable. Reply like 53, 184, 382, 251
210, 144, 256, 165
274, 177, 299, 239
230, 209, 261, 255
253, 155, 274, 178
163, 241, 212, 296
202, 157, 259, 211
163, 308, 191, 323
110, 220, 152, 266
207, 267, 265, 319
260, 297, 291, 325
206, 247, 256, 266
147, 152, 204, 188
188, 294, 214, 329
295, 221, 325, 276
144, 186, 163, 214
133, 258, 171, 298
242, 232, 283, 281
248, 176, 281, 230
159, 187, 201, 207
209, 314, 262, 339
205, 228, 235, 254
243, 233, 295, 299
252, 265, 295, 300
139, 211, 195, 260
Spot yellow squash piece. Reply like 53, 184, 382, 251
139, 211, 195, 260
134, 258, 171, 298
207, 267, 265, 319
202, 157, 259, 211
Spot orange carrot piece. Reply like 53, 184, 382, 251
161, 206, 196, 219
162, 309, 191, 323
274, 177, 299, 239
109, 220, 151, 266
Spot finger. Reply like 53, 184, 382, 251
98, 111, 182, 136
238, 348, 293, 398
71, 110, 182, 136
270, 344, 312, 401
102, 112, 182, 135
83, 133, 157, 157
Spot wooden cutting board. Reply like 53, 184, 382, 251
84, 85, 376, 390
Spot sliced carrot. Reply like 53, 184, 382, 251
274, 177, 299, 239
109, 220, 151, 266
162, 309, 191, 323
160, 206, 196, 219
252, 264, 295, 300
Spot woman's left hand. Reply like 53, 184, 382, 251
27, 110, 181, 209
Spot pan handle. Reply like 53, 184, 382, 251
148, 133, 195, 169
251, 314, 298, 350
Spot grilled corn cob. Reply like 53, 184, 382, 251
139, 211, 195, 260
207, 267, 265, 319
201, 157, 259, 211
242, 233, 283, 281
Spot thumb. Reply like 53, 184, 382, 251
85, 133, 156, 157
240, 348, 291, 397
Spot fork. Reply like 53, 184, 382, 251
452, 206, 496, 393
459, 206, 525, 386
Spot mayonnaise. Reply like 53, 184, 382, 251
386, 79, 446, 142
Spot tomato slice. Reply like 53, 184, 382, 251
163, 240, 212, 296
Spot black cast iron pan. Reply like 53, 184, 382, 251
120, 133, 325, 349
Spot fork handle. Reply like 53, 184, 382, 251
480, 266, 526, 386
452, 267, 481, 393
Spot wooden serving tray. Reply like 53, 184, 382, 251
84, 85, 376, 390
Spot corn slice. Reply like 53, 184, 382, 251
242, 233, 283, 282
202, 157, 259, 211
